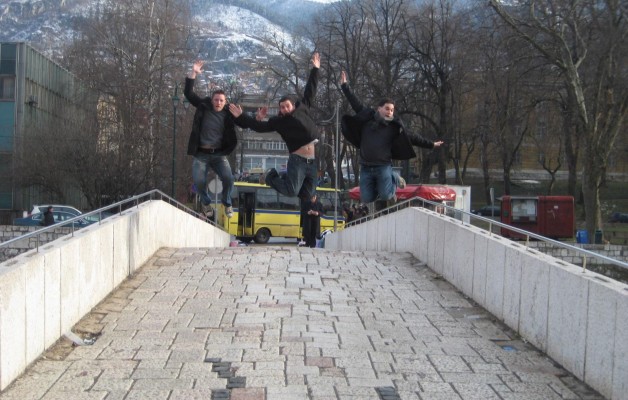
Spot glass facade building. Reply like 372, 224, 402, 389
0, 42, 94, 221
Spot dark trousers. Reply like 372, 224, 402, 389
302, 216, 320, 248
267, 153, 317, 198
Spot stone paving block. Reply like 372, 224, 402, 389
195, 377, 229, 388
42, 391, 108, 400
179, 362, 218, 379
91, 378, 133, 391
429, 354, 472, 373
452, 383, 501, 399
169, 349, 206, 362
245, 375, 286, 387
396, 390, 420, 400
169, 388, 216, 400
417, 392, 462, 400
132, 378, 193, 390
130, 368, 180, 380
440, 372, 503, 384
347, 377, 395, 387
230, 387, 266, 400
123, 389, 171, 400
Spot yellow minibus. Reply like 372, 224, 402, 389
217, 182, 344, 244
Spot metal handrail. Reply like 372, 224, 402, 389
0, 189, 224, 254
345, 195, 628, 272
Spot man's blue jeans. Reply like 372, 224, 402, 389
192, 152, 234, 207
359, 164, 396, 203
267, 153, 317, 199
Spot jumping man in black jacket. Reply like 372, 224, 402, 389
229, 52, 321, 200
184, 61, 246, 219
339, 70, 444, 211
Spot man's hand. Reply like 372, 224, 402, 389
340, 70, 347, 85
193, 60, 204, 74
228, 103, 243, 117
433, 141, 444, 148
256, 106, 268, 121
311, 52, 320, 69
188, 60, 204, 79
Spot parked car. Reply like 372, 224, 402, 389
609, 212, 628, 223
30, 204, 82, 215
14, 210, 95, 228
472, 205, 501, 216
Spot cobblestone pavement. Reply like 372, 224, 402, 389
0, 247, 604, 400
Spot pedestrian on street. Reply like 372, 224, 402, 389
303, 194, 323, 248
42, 206, 55, 226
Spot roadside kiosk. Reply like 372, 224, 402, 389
500, 195, 575, 240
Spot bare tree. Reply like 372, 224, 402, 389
61, 0, 195, 204
532, 102, 564, 194
403, 0, 471, 184
489, 0, 627, 240
314, 0, 371, 187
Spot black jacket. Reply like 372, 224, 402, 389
43, 210, 55, 226
235, 67, 320, 153
340, 83, 435, 160
184, 78, 242, 156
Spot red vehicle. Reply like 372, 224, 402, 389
500, 195, 575, 239
348, 184, 456, 213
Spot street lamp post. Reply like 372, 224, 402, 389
333, 100, 340, 231
171, 85, 180, 198
317, 101, 341, 231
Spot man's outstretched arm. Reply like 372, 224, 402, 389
228, 104, 276, 133
184, 60, 205, 107
339, 70, 364, 113
302, 52, 320, 108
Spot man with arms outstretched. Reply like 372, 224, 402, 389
229, 52, 321, 201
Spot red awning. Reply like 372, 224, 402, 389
348, 184, 456, 201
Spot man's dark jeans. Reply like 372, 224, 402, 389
359, 164, 396, 203
266, 153, 317, 199
192, 152, 234, 207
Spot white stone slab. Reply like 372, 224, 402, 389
450, 224, 475, 297
427, 213, 446, 275
0, 266, 26, 390
23, 256, 45, 363
113, 216, 131, 287
472, 231, 490, 308
502, 244, 523, 331
484, 237, 507, 320
518, 250, 549, 351
394, 208, 415, 253
613, 289, 628, 400
59, 238, 81, 333
42, 247, 61, 348
584, 279, 617, 399
547, 263, 588, 380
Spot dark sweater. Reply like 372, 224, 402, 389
235, 67, 320, 152
359, 117, 398, 165
184, 77, 244, 156
340, 83, 435, 161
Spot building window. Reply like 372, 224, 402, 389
0, 43, 16, 75
0, 77, 15, 100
